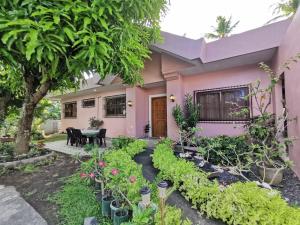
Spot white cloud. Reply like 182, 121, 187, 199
160, 0, 282, 39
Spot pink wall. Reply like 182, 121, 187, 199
61, 90, 126, 138
272, 8, 300, 177
161, 54, 193, 74
125, 86, 166, 138
167, 65, 272, 139
143, 52, 164, 84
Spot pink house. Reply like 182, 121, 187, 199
56, 10, 300, 176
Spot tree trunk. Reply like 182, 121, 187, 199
15, 76, 51, 155
15, 99, 35, 154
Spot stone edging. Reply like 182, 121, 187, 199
0, 151, 55, 169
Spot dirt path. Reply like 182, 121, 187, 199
0, 153, 80, 225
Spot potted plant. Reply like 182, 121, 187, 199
89, 116, 103, 129
172, 94, 201, 152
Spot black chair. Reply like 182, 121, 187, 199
97, 129, 107, 147
66, 127, 75, 146
72, 129, 87, 147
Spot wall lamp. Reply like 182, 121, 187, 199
169, 94, 175, 102
127, 100, 133, 107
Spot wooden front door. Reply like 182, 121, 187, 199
151, 96, 167, 137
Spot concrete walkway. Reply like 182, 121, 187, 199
134, 148, 223, 225
45, 138, 157, 156
0, 185, 47, 225
44, 140, 110, 156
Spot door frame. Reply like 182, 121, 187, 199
148, 94, 167, 137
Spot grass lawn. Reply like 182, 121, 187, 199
42, 133, 67, 143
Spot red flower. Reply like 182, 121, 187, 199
98, 161, 106, 168
129, 176, 137, 183
89, 172, 95, 179
111, 168, 119, 176
80, 173, 87, 178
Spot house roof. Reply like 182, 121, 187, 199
53, 19, 292, 99
153, 19, 291, 63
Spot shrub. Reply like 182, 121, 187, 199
111, 136, 136, 149
154, 206, 192, 225
0, 142, 14, 162
197, 135, 252, 166
152, 142, 300, 225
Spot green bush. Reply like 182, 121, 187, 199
197, 135, 252, 166
154, 206, 192, 225
0, 142, 14, 162
152, 141, 300, 225
111, 136, 136, 149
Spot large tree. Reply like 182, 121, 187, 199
0, 0, 167, 154
205, 16, 239, 40
268, 0, 299, 23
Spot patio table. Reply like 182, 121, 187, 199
81, 129, 99, 144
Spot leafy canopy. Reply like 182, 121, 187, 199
0, 0, 168, 91
205, 16, 239, 40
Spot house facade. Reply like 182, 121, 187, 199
56, 11, 300, 176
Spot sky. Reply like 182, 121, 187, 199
160, 0, 282, 39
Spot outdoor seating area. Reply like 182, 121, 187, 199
66, 127, 107, 148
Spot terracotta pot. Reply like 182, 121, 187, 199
257, 162, 284, 185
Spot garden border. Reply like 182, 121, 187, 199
0, 150, 55, 169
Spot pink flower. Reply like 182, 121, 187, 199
89, 172, 95, 179
98, 161, 106, 168
80, 173, 87, 178
129, 176, 137, 184
111, 168, 119, 176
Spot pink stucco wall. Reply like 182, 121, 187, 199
272, 8, 300, 177
143, 52, 164, 84
61, 89, 126, 138
165, 64, 273, 139
126, 86, 166, 138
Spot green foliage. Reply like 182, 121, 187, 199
197, 135, 253, 166
53, 175, 111, 225
111, 136, 136, 150
0, 0, 167, 88
122, 205, 156, 225
152, 140, 208, 187
154, 206, 192, 225
0, 106, 20, 137
0, 142, 14, 162
269, 0, 299, 23
89, 116, 103, 128
22, 163, 39, 173
152, 142, 300, 225
83, 144, 98, 152
172, 94, 199, 131
0, 0, 167, 153
205, 16, 239, 39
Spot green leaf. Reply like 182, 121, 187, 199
99, 18, 108, 30
25, 29, 39, 61
98, 8, 104, 16
83, 17, 91, 28
53, 15, 60, 24
64, 27, 75, 42
36, 46, 44, 62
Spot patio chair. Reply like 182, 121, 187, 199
66, 127, 75, 146
96, 129, 107, 147
72, 129, 87, 147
